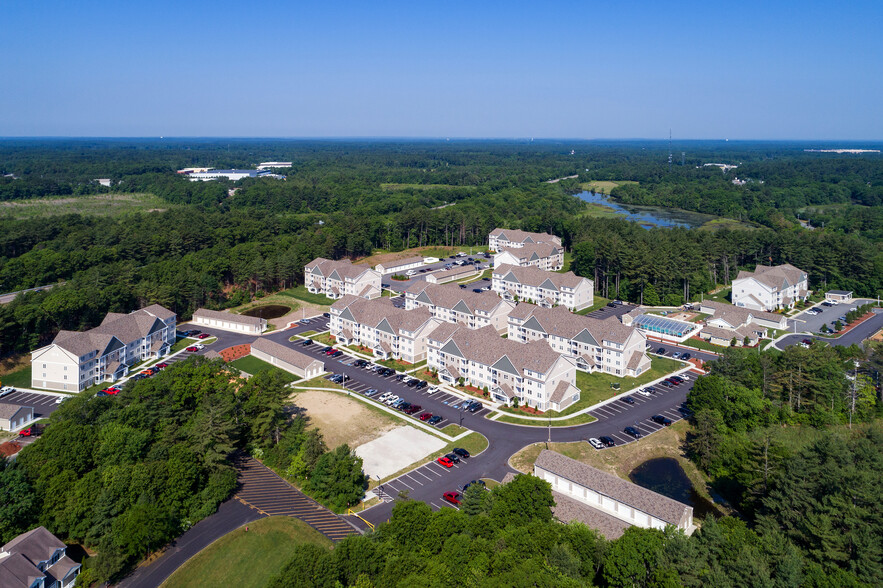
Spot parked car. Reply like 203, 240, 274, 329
96, 390, 110, 397
392, 399, 405, 409
437, 456, 454, 468
588, 438, 604, 450
322, 312, 330, 318
331, 351, 343, 358
398, 402, 412, 412
189, 330, 202, 336
802, 338, 813, 345
599, 436, 616, 447
155, 362, 169, 369
652, 415, 673, 426
0, 386, 16, 397
197, 333, 211, 339
406, 378, 419, 387
427, 386, 439, 395
302, 339, 313, 346
671, 352, 681, 359
468, 401, 482, 413
681, 353, 692, 361
415, 380, 428, 390
443, 491, 461, 505
419, 412, 433, 421
624, 426, 641, 439
395, 374, 407, 381
657, 347, 666, 354
384, 395, 399, 405
325, 348, 337, 355
445, 453, 461, 464
406, 405, 422, 414
186, 346, 198, 352
463, 479, 486, 492
378, 392, 392, 402
365, 388, 378, 396
322, 346, 333, 353
19, 425, 41, 437
428, 415, 443, 425
452, 447, 470, 458
637, 388, 652, 397
621, 396, 635, 405
645, 386, 658, 393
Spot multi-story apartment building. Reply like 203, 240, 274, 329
731, 263, 808, 311
508, 304, 651, 377
427, 324, 580, 411
493, 243, 564, 271
329, 295, 442, 363
304, 258, 382, 300
0, 526, 81, 588
697, 300, 788, 347
493, 264, 594, 311
30, 304, 176, 392
404, 282, 515, 333
488, 228, 561, 251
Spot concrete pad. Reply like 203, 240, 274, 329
355, 426, 446, 480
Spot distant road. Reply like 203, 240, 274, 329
0, 282, 63, 304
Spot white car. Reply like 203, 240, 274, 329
406, 269, 418, 276
0, 386, 15, 397
384, 395, 399, 406
588, 438, 604, 450
427, 386, 439, 395
637, 388, 652, 397
378, 392, 392, 402
194, 344, 205, 350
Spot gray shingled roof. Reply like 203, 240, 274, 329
2, 526, 65, 565
434, 325, 563, 376
44, 556, 80, 584
700, 300, 782, 327
406, 282, 508, 314
496, 242, 562, 260
250, 338, 322, 370
193, 308, 265, 327
736, 263, 806, 290
0, 553, 43, 588
493, 264, 586, 289
0, 402, 31, 420
513, 304, 638, 345
305, 258, 375, 280
551, 491, 630, 539
489, 228, 560, 245
535, 451, 690, 525
377, 256, 425, 269
332, 296, 436, 335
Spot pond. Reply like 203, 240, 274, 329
239, 304, 292, 320
629, 457, 722, 519
574, 191, 716, 229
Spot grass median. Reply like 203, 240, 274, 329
228, 356, 300, 383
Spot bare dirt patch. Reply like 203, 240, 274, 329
291, 389, 399, 449
354, 246, 461, 267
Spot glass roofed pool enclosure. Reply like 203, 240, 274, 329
633, 314, 699, 339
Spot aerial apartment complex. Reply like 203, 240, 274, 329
404, 282, 515, 333
330, 296, 442, 363
508, 304, 651, 377
488, 228, 562, 251
731, 263, 809, 311
493, 242, 565, 272
697, 300, 788, 346
304, 258, 382, 300
427, 323, 580, 411
493, 264, 594, 311
30, 305, 176, 392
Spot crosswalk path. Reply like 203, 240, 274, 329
233, 455, 358, 542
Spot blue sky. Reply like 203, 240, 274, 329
1, 0, 881, 139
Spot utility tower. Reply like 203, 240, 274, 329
668, 129, 673, 171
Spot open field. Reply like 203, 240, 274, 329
0, 193, 171, 219
229, 356, 299, 383
354, 245, 486, 267
0, 365, 32, 388
380, 183, 473, 191
161, 516, 332, 588
698, 218, 758, 231
509, 420, 720, 508
574, 296, 611, 315
276, 286, 332, 307
291, 389, 400, 449
579, 180, 639, 194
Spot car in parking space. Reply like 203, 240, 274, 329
468, 401, 482, 412
406, 405, 422, 414
445, 452, 461, 464
364, 388, 378, 396
443, 491, 461, 505
624, 426, 641, 439
657, 347, 666, 355
328, 374, 343, 383
392, 399, 406, 409
197, 333, 211, 339
415, 380, 428, 390
599, 436, 616, 447
0, 386, 16, 397
452, 447, 470, 458
96, 390, 110, 397
637, 388, 652, 397
189, 330, 202, 336
463, 479, 485, 492
325, 348, 337, 355
378, 392, 392, 402
394, 373, 407, 381
384, 395, 399, 405
652, 415, 673, 426
427, 386, 439, 395
155, 362, 169, 369
406, 378, 418, 387
381, 368, 395, 377
428, 415, 443, 425
322, 312, 330, 318
419, 412, 433, 421
802, 338, 813, 346
398, 402, 412, 412
331, 350, 344, 358
671, 351, 681, 359
588, 438, 604, 450
302, 339, 313, 346
186, 346, 199, 352
437, 456, 454, 468
321, 346, 333, 353
681, 353, 692, 361
620, 396, 635, 404
19, 424, 42, 437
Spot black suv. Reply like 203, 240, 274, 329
624, 426, 641, 439
453, 447, 470, 458
599, 436, 616, 447
651, 415, 673, 426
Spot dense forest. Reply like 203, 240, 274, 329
0, 140, 881, 355
0, 358, 365, 584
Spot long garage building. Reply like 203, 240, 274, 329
250, 338, 324, 379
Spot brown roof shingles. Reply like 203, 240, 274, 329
514, 304, 637, 345
551, 491, 630, 539
250, 338, 322, 370
493, 264, 586, 290
193, 308, 265, 327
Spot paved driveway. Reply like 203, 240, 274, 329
788, 298, 875, 334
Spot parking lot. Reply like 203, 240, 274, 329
583, 302, 637, 321
384, 254, 492, 293
372, 452, 480, 510
1, 390, 64, 421
790, 299, 873, 334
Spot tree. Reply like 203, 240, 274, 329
688, 408, 725, 472
306, 444, 366, 510
602, 526, 666, 588
0, 465, 37, 543
489, 473, 554, 526
461, 482, 489, 516
112, 502, 176, 559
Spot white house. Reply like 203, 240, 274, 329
404, 282, 515, 333
256, 162, 292, 169
493, 243, 564, 272
192, 308, 267, 334
535, 450, 694, 534
493, 264, 594, 311
330, 296, 442, 363
424, 265, 480, 284
31, 304, 177, 392
374, 256, 426, 276
508, 304, 651, 377
488, 228, 561, 251
825, 290, 853, 303
249, 338, 324, 379
0, 526, 81, 588
188, 169, 280, 181
304, 258, 382, 300
0, 402, 34, 432
731, 263, 809, 311
697, 300, 787, 347
427, 324, 580, 411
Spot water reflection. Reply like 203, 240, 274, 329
629, 457, 723, 519
575, 191, 714, 229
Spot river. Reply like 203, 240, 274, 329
574, 191, 716, 229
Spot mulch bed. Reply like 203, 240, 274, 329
220, 344, 251, 362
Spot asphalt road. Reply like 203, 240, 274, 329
777, 310, 883, 350
384, 256, 492, 293
0, 389, 64, 420
0, 282, 63, 304
787, 298, 876, 334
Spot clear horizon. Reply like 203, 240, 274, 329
2, 0, 881, 140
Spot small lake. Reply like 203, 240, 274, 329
629, 457, 722, 519
575, 191, 715, 229
240, 304, 291, 319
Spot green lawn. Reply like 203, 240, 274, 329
0, 193, 172, 220
311, 333, 336, 347
229, 356, 300, 383
377, 358, 427, 372
161, 516, 332, 588
277, 286, 333, 307
170, 338, 193, 353
495, 412, 598, 427
1, 366, 32, 388
556, 251, 573, 273
441, 424, 468, 436
680, 338, 726, 353
290, 331, 317, 341
574, 296, 611, 315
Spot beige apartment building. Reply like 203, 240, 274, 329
304, 258, 382, 300
404, 282, 515, 333
488, 228, 561, 251
493, 264, 594, 311
493, 243, 564, 272
30, 304, 176, 392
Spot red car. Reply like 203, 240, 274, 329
186, 346, 198, 352
443, 491, 461, 505
437, 456, 454, 468
155, 362, 169, 369
198, 333, 211, 339
102, 387, 119, 395
325, 348, 336, 355
419, 412, 433, 421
